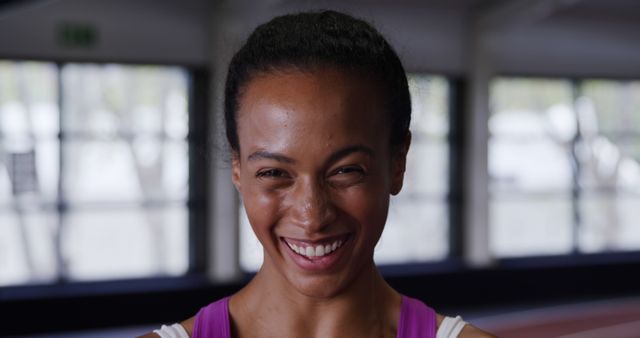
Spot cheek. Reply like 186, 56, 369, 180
364, 195, 390, 233
338, 186, 390, 234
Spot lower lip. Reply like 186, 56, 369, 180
281, 237, 350, 272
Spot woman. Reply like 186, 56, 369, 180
143, 10, 495, 338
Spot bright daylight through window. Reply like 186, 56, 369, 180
0, 61, 190, 286
489, 77, 640, 258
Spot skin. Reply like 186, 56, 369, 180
139, 67, 495, 338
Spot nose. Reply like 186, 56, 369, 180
288, 178, 337, 233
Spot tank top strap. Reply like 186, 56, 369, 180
193, 296, 231, 338
397, 295, 437, 338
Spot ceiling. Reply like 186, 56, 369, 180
2, 0, 640, 24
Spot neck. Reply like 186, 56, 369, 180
233, 259, 401, 338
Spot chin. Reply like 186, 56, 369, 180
283, 254, 374, 300
287, 272, 351, 299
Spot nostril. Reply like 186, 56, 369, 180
289, 182, 338, 230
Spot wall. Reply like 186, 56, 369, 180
2, 0, 639, 75
0, 0, 208, 65
209, 0, 640, 77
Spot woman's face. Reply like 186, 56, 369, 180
232, 67, 409, 298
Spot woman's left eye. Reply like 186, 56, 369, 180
329, 166, 367, 186
329, 166, 366, 187
334, 166, 364, 175
256, 168, 289, 178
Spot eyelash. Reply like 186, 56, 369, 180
255, 166, 365, 180
333, 166, 365, 176
256, 168, 289, 178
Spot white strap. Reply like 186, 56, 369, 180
153, 323, 190, 338
437, 315, 467, 338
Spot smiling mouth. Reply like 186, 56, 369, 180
282, 235, 350, 259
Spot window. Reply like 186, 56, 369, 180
578, 80, 640, 252
0, 61, 60, 285
488, 78, 575, 257
239, 75, 452, 270
489, 77, 640, 258
0, 61, 191, 286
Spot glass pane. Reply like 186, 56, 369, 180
491, 78, 574, 121
378, 198, 448, 264
408, 75, 449, 136
580, 80, 640, 134
0, 209, 59, 286
0, 61, 59, 139
63, 206, 189, 281
403, 141, 448, 196
580, 139, 640, 191
577, 80, 640, 253
61, 64, 189, 137
579, 192, 640, 253
0, 61, 59, 205
62, 139, 188, 203
489, 137, 573, 193
0, 164, 11, 203
619, 141, 640, 163
578, 81, 640, 189
0, 140, 59, 205
490, 195, 573, 257
489, 78, 575, 257
239, 203, 262, 272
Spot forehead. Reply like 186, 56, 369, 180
235, 68, 389, 156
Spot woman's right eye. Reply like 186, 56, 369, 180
256, 168, 289, 178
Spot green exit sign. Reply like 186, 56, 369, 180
57, 23, 98, 48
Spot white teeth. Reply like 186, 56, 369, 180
305, 246, 315, 257
286, 238, 346, 258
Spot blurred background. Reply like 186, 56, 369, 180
1, 0, 639, 337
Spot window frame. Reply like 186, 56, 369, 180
0, 58, 209, 288
489, 73, 640, 264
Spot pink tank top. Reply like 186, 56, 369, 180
193, 295, 436, 338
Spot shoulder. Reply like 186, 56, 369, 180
458, 324, 498, 338
436, 313, 497, 338
135, 318, 195, 338
180, 316, 196, 337
436, 313, 496, 338
137, 317, 195, 338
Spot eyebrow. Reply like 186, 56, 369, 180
327, 145, 375, 164
246, 145, 375, 164
247, 151, 296, 164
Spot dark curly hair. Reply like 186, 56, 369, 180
225, 10, 411, 153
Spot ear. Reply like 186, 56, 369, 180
390, 132, 411, 196
231, 151, 242, 192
